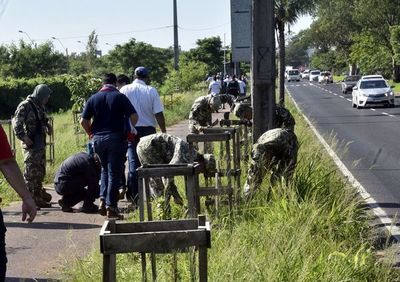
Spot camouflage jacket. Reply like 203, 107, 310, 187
188, 96, 213, 133
275, 105, 295, 131
137, 133, 197, 165
252, 128, 298, 166
12, 95, 50, 142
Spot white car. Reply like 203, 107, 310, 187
309, 70, 321, 82
287, 69, 301, 82
301, 70, 310, 79
352, 77, 394, 109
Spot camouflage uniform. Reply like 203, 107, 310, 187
137, 133, 198, 204
276, 104, 296, 131
233, 102, 252, 121
188, 95, 221, 134
217, 94, 235, 108
12, 84, 52, 207
137, 133, 216, 206
244, 128, 298, 195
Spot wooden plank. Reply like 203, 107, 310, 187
101, 229, 209, 254
197, 187, 233, 197
137, 166, 196, 178
186, 174, 198, 218
102, 220, 116, 282
186, 133, 231, 143
199, 247, 208, 282
115, 219, 199, 233
202, 127, 236, 134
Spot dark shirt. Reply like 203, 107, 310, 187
81, 85, 136, 135
54, 152, 100, 189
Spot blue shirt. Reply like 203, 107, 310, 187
81, 85, 136, 135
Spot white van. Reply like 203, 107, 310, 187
287, 69, 301, 82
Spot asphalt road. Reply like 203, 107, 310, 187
286, 80, 400, 238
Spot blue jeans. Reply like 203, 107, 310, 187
127, 127, 156, 203
0, 210, 7, 281
93, 133, 127, 209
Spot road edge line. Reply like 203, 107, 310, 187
286, 87, 400, 242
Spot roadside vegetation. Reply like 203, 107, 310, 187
61, 95, 400, 281
0, 87, 205, 207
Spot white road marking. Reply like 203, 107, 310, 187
339, 96, 345, 99
370, 108, 376, 111
381, 112, 395, 117
346, 99, 352, 102
286, 86, 400, 242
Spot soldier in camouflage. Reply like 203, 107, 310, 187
137, 133, 215, 207
275, 104, 296, 131
243, 128, 298, 196
188, 95, 222, 134
12, 84, 53, 208
232, 103, 295, 130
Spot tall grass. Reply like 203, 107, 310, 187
62, 95, 400, 281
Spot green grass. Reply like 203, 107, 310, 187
60, 94, 400, 281
0, 89, 205, 206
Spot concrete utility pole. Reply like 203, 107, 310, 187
173, 0, 179, 70
251, 0, 276, 143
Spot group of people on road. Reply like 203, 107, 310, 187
206, 73, 248, 97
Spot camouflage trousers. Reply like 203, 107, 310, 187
23, 148, 46, 196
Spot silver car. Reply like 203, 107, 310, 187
352, 77, 395, 109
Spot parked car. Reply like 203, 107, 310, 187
341, 75, 361, 94
318, 71, 333, 84
287, 69, 301, 82
352, 77, 395, 109
301, 70, 310, 79
309, 70, 321, 82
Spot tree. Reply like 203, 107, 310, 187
86, 30, 99, 73
275, 0, 315, 106
352, 0, 400, 79
104, 38, 173, 84
184, 36, 223, 75
0, 41, 68, 78
285, 30, 311, 68
390, 25, 400, 82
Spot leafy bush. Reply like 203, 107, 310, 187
0, 76, 72, 119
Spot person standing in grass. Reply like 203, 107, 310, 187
120, 66, 167, 207
12, 84, 53, 209
0, 124, 37, 280
80, 73, 138, 219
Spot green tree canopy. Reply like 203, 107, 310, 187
184, 36, 223, 75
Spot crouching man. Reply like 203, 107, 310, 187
244, 128, 298, 196
54, 152, 101, 213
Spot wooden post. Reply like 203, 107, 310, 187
251, 0, 276, 142
103, 220, 116, 282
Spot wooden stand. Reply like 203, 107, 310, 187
187, 132, 234, 214
137, 163, 202, 220
100, 215, 211, 282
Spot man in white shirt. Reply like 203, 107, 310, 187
208, 75, 221, 96
120, 66, 166, 205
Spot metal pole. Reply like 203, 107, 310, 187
173, 0, 179, 70
223, 33, 227, 78
18, 30, 34, 46
52, 37, 68, 57
251, 0, 276, 143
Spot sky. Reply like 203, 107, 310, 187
0, 0, 313, 55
